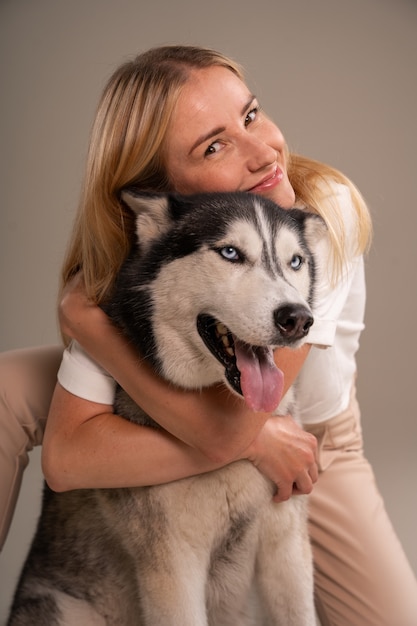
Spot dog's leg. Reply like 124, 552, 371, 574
137, 544, 209, 626
45, 591, 108, 626
255, 498, 316, 626
8, 581, 141, 626
206, 524, 260, 626
7, 589, 107, 626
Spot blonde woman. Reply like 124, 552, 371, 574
1, 46, 416, 625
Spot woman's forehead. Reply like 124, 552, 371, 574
182, 65, 250, 102
172, 66, 251, 130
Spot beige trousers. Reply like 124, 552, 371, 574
0, 345, 63, 548
1, 345, 416, 625
306, 387, 417, 626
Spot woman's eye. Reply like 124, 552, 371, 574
245, 107, 258, 126
204, 141, 221, 157
218, 246, 241, 262
290, 254, 303, 270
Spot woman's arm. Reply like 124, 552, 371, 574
42, 383, 317, 502
42, 383, 224, 492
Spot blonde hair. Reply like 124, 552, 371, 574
61, 46, 243, 303
62, 45, 372, 304
288, 153, 372, 280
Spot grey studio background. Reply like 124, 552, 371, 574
1, 0, 416, 621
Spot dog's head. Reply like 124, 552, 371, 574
105, 190, 326, 411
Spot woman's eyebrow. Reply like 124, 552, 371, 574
188, 94, 257, 154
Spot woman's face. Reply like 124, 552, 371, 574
164, 66, 295, 208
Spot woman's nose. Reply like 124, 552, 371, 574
245, 135, 277, 172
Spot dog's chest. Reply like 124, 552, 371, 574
100, 461, 274, 559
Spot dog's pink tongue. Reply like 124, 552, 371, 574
234, 342, 284, 412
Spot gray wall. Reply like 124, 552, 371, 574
1, 0, 416, 620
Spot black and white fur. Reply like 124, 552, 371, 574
8, 191, 325, 626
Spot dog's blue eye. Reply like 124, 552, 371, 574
290, 254, 303, 270
218, 246, 241, 262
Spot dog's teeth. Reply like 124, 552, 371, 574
217, 322, 228, 336
221, 335, 230, 348
220, 335, 234, 357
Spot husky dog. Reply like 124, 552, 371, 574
8, 191, 325, 626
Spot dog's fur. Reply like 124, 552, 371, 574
8, 191, 325, 626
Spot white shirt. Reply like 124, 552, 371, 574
297, 255, 365, 424
296, 183, 366, 424
58, 183, 365, 425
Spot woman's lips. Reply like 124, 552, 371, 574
247, 166, 283, 193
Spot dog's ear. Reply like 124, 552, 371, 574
288, 209, 327, 248
303, 213, 327, 248
121, 190, 175, 246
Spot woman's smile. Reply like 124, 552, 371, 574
247, 165, 284, 194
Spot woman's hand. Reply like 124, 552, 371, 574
244, 414, 318, 502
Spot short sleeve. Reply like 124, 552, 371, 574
57, 340, 116, 405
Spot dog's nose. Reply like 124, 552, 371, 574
274, 304, 314, 340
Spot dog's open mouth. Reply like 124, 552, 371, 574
197, 314, 284, 412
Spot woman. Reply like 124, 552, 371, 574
1, 45, 416, 625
